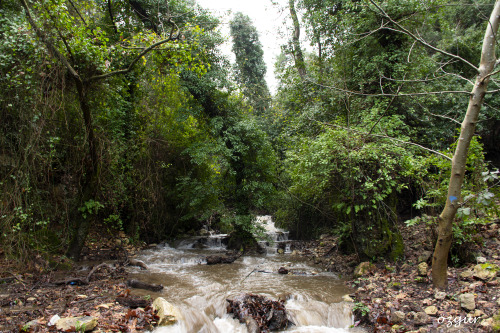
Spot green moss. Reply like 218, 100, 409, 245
493, 310, 500, 332
480, 263, 500, 272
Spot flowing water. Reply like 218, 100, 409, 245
128, 216, 363, 333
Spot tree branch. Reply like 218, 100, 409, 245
369, 0, 479, 73
19, 0, 81, 82
86, 34, 179, 82
317, 119, 452, 161
305, 77, 470, 97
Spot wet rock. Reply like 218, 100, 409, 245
417, 262, 428, 276
353, 262, 375, 278
56, 316, 98, 332
342, 295, 354, 302
153, 297, 182, 326
473, 263, 498, 281
245, 316, 260, 333
424, 306, 438, 316
227, 294, 293, 332
414, 311, 430, 325
278, 267, 289, 275
205, 255, 239, 265
127, 279, 163, 292
458, 293, 476, 311
391, 310, 405, 324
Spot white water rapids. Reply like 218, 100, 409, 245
127, 216, 363, 333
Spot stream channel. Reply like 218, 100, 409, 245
128, 216, 363, 333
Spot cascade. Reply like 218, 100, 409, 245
126, 216, 363, 333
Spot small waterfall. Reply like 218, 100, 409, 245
256, 215, 291, 255
128, 215, 361, 333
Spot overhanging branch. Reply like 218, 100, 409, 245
369, 0, 479, 73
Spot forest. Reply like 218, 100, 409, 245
0, 0, 500, 331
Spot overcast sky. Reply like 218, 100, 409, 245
195, 0, 291, 93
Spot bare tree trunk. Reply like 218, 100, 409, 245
289, 0, 307, 80
432, 0, 500, 289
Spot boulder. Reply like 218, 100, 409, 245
56, 316, 98, 332
458, 293, 476, 311
473, 263, 498, 281
417, 262, 428, 277
353, 262, 375, 278
152, 297, 183, 326
227, 294, 292, 331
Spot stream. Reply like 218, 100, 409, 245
127, 216, 363, 333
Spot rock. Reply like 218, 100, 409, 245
277, 248, 284, 254
48, 315, 60, 326
480, 317, 493, 328
26, 297, 36, 302
471, 309, 485, 317
278, 267, 289, 274
424, 306, 438, 316
227, 294, 292, 331
476, 256, 487, 264
460, 270, 474, 279
152, 297, 183, 326
458, 293, 476, 311
353, 262, 375, 278
391, 310, 405, 324
127, 279, 163, 292
414, 312, 430, 325
23, 319, 41, 330
205, 255, 239, 265
56, 316, 98, 332
434, 291, 446, 300
473, 263, 498, 281
244, 316, 260, 333
417, 251, 433, 263
417, 262, 428, 276
342, 295, 354, 302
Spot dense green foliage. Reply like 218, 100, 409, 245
0, 0, 498, 265
230, 12, 271, 115
272, 0, 499, 260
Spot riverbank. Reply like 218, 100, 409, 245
292, 220, 500, 332
1, 220, 499, 332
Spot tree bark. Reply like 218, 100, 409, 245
289, 0, 307, 80
432, 0, 500, 289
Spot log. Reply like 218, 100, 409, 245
116, 296, 150, 308
126, 279, 163, 292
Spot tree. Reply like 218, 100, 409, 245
274, 0, 500, 274
230, 12, 271, 115
17, 0, 201, 259
429, 0, 500, 288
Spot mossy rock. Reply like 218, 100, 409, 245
354, 262, 375, 278
493, 310, 500, 332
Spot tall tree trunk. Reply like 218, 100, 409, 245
66, 81, 99, 260
289, 0, 307, 80
432, 0, 500, 289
